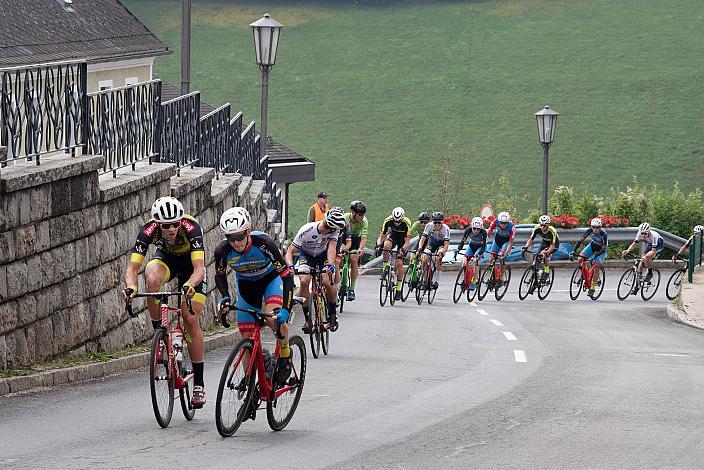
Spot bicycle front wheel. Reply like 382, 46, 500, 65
401, 263, 415, 302
267, 335, 307, 431
150, 328, 174, 428
379, 270, 388, 307
518, 267, 534, 301
178, 345, 196, 421
467, 266, 479, 302
666, 268, 685, 300
617, 269, 636, 300
428, 263, 437, 305
215, 338, 255, 437
537, 267, 554, 300
477, 267, 493, 301
321, 300, 330, 356
641, 269, 661, 301
569, 266, 584, 300
388, 269, 396, 306
495, 266, 511, 301
309, 292, 323, 359
416, 264, 428, 305
590, 265, 606, 300
453, 268, 466, 304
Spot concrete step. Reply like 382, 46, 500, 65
236, 175, 253, 202
248, 179, 266, 204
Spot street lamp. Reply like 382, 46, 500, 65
250, 13, 283, 159
534, 106, 559, 215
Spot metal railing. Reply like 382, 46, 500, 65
688, 233, 703, 283
0, 60, 87, 165
239, 121, 257, 176
198, 104, 231, 175
87, 80, 161, 176
159, 91, 200, 173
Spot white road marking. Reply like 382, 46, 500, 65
513, 350, 527, 362
489, 319, 504, 327
551, 288, 618, 293
653, 353, 690, 357
477, 309, 489, 316
502, 331, 517, 341
470, 302, 478, 307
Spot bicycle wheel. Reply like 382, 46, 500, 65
379, 268, 388, 307
666, 268, 685, 300
537, 267, 554, 300
149, 328, 174, 428
309, 292, 322, 359
215, 338, 256, 437
320, 299, 330, 356
338, 283, 346, 314
617, 269, 636, 301
416, 264, 427, 305
569, 266, 584, 300
401, 263, 415, 302
467, 266, 479, 302
178, 344, 196, 421
267, 335, 307, 431
477, 266, 493, 301
641, 269, 661, 301
453, 268, 466, 303
428, 263, 437, 305
589, 265, 606, 300
495, 266, 511, 301
388, 269, 396, 306
518, 267, 534, 301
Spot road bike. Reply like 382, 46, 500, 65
452, 251, 481, 303
125, 291, 196, 428
416, 252, 442, 305
337, 249, 357, 313
478, 254, 512, 301
665, 257, 687, 300
297, 267, 333, 358
378, 247, 401, 307
215, 303, 306, 437
518, 250, 554, 301
569, 253, 606, 301
400, 249, 420, 302
617, 255, 661, 301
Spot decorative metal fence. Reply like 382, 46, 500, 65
87, 80, 161, 176
239, 121, 257, 176
688, 233, 703, 283
0, 60, 87, 165
198, 104, 231, 175
159, 91, 200, 173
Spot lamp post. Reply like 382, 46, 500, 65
534, 106, 559, 215
250, 13, 283, 160
181, 0, 191, 95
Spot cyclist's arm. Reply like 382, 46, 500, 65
125, 224, 153, 288
326, 241, 337, 268
623, 240, 638, 255
359, 236, 367, 252
417, 233, 428, 251
214, 244, 230, 298
402, 235, 411, 251
548, 228, 559, 251
285, 243, 299, 266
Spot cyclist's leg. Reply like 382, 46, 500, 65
334, 253, 342, 286
297, 252, 313, 326
144, 252, 172, 330
349, 236, 362, 292
260, 276, 292, 383
394, 241, 405, 293
499, 241, 510, 278
318, 254, 338, 315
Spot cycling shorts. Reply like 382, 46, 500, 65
298, 251, 329, 274
489, 237, 511, 256
235, 274, 286, 325
385, 236, 405, 251
423, 240, 444, 255
644, 238, 664, 258
147, 250, 207, 304
464, 242, 483, 258
350, 235, 362, 251
580, 242, 607, 265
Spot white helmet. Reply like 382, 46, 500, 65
694, 225, 703, 234
471, 217, 483, 229
151, 197, 184, 223
498, 211, 510, 223
539, 215, 551, 225
325, 207, 346, 230
220, 207, 251, 234
392, 207, 405, 221
638, 222, 651, 232
591, 218, 603, 228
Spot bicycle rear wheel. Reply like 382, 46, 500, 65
379, 269, 388, 307
537, 267, 554, 300
589, 265, 606, 300
388, 269, 396, 306
569, 266, 584, 300
467, 266, 479, 302
453, 268, 465, 303
321, 300, 330, 356
215, 338, 255, 437
149, 328, 174, 428
518, 267, 534, 301
495, 266, 511, 301
428, 263, 437, 305
641, 269, 661, 301
401, 263, 415, 302
477, 267, 493, 301
178, 345, 195, 421
666, 268, 685, 300
267, 335, 307, 431
617, 269, 636, 300
416, 264, 428, 305
309, 292, 323, 358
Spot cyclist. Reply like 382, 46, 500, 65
214, 207, 294, 387
523, 215, 560, 281
672, 225, 703, 261
410, 212, 430, 239
622, 222, 664, 282
343, 200, 369, 301
486, 211, 516, 285
334, 207, 352, 288
123, 196, 207, 408
572, 217, 609, 292
377, 207, 413, 301
286, 208, 346, 332
418, 211, 451, 290
454, 216, 487, 290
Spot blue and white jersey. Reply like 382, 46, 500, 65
582, 228, 608, 249
292, 221, 339, 257
214, 231, 289, 282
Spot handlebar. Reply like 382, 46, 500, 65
124, 291, 194, 318
217, 302, 286, 339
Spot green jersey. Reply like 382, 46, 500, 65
344, 212, 368, 238
410, 221, 426, 238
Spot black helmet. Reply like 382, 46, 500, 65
431, 211, 444, 222
350, 200, 366, 214
418, 211, 430, 222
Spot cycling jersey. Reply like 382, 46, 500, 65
634, 230, 663, 246
458, 227, 487, 257
344, 212, 368, 238
292, 221, 339, 257
130, 214, 205, 265
530, 225, 559, 245
337, 224, 351, 253
488, 219, 516, 242
421, 222, 451, 247
381, 216, 412, 240
576, 228, 608, 253
409, 221, 427, 238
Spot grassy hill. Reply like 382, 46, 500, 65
124, 0, 704, 233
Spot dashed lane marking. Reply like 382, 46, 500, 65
513, 350, 527, 362
489, 319, 504, 327
477, 309, 489, 316
502, 332, 517, 341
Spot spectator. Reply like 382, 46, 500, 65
307, 191, 330, 223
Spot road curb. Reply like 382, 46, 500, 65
664, 303, 704, 330
0, 329, 241, 397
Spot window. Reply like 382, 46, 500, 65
98, 80, 113, 91
125, 77, 139, 86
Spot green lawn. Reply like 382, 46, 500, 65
124, 0, 704, 233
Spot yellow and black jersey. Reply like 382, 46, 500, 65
381, 216, 412, 240
130, 214, 205, 265
530, 225, 559, 245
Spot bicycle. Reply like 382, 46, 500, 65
617, 255, 661, 301
400, 249, 420, 302
125, 291, 197, 428
665, 257, 687, 300
477, 253, 512, 301
452, 251, 481, 303
337, 249, 357, 313
568, 253, 606, 301
518, 250, 554, 301
378, 247, 401, 307
297, 267, 333, 359
416, 252, 442, 305
214, 303, 306, 437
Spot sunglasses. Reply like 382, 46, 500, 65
433, 221, 442, 225
159, 222, 181, 230
540, 224, 549, 228
226, 232, 248, 242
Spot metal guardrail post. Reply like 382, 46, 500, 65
689, 233, 703, 283
80, 62, 89, 155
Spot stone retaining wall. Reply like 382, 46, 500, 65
0, 153, 283, 368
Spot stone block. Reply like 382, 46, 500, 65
73, 237, 89, 274
8, 375, 33, 394
0, 230, 15, 264
68, 302, 91, 349
0, 191, 20, 232
6, 260, 27, 298
50, 177, 73, 217
36, 283, 63, 320
98, 322, 133, 352
16, 292, 37, 328
50, 211, 83, 248
26, 254, 42, 292
29, 184, 52, 221
34, 317, 54, 361
18, 189, 31, 226
51, 309, 71, 355
0, 334, 6, 369
36, 220, 51, 252
52, 368, 68, 386
0, 265, 6, 301
0, 379, 8, 396
8, 328, 28, 366
24, 323, 36, 361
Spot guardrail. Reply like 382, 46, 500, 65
159, 91, 200, 174
198, 103, 231, 176
688, 233, 703, 283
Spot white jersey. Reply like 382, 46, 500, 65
422, 222, 451, 246
634, 230, 662, 246
292, 221, 339, 257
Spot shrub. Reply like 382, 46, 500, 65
548, 186, 575, 216
551, 215, 580, 228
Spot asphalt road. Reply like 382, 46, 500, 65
2, 269, 704, 469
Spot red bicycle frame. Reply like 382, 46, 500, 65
155, 299, 193, 391
579, 256, 598, 289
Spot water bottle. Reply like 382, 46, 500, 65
172, 330, 183, 362
262, 349, 274, 380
